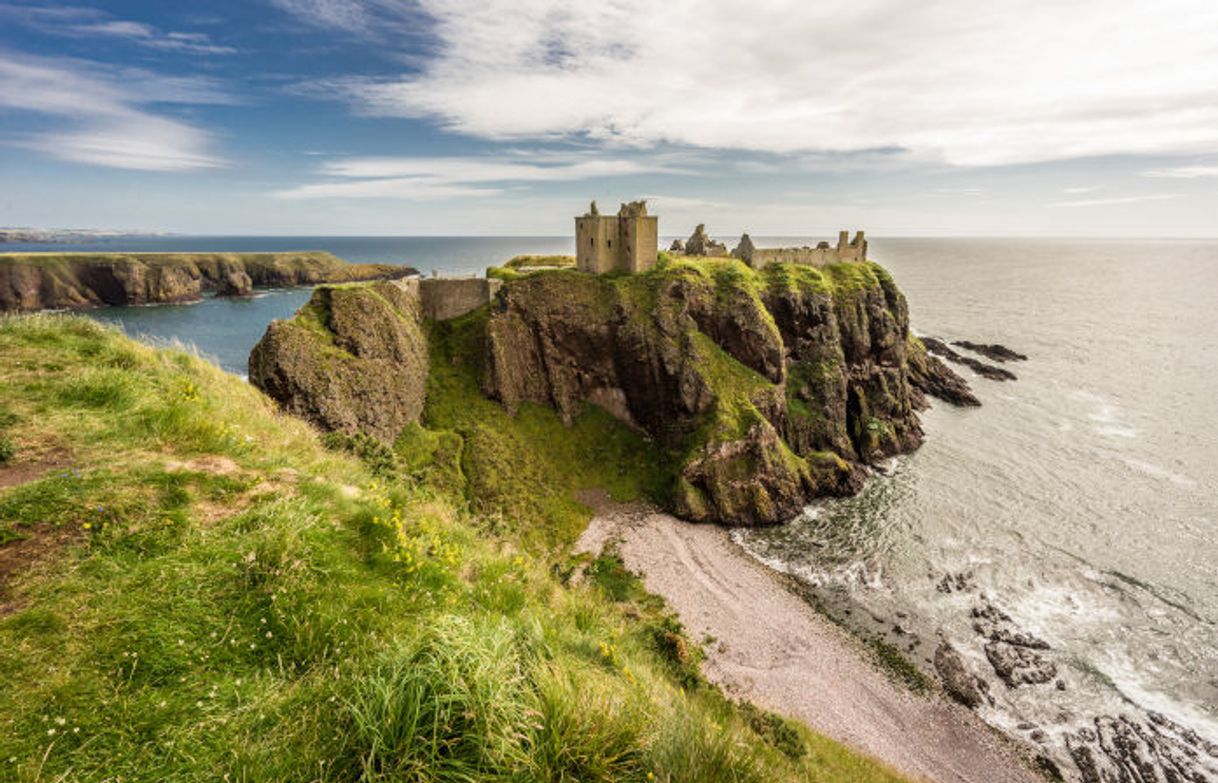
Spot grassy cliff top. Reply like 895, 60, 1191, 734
0, 315, 910, 783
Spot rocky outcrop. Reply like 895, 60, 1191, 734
0, 252, 415, 313
481, 260, 974, 525
248, 281, 428, 442
952, 341, 1028, 363
923, 337, 1018, 381
908, 338, 981, 407
934, 642, 992, 708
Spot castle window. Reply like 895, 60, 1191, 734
607, 239, 612, 248
589, 237, 594, 247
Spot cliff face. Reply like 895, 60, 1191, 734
0, 252, 415, 313
483, 260, 972, 526
248, 281, 429, 442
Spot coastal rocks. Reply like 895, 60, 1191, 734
922, 337, 1018, 381
216, 270, 254, 297
970, 602, 1057, 688
483, 260, 972, 525
248, 281, 428, 442
1064, 713, 1218, 783
907, 337, 981, 407
934, 641, 993, 708
0, 252, 416, 313
952, 340, 1028, 363
983, 641, 1057, 687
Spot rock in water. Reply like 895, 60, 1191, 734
922, 337, 1017, 381
952, 340, 1028, 362
908, 339, 981, 406
216, 270, 254, 297
934, 642, 991, 708
248, 281, 428, 442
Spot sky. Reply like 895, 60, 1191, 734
1, 0, 1217, 237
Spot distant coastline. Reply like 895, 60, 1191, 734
0, 228, 173, 244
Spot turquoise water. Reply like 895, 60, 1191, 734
18, 235, 1218, 768
5, 236, 574, 374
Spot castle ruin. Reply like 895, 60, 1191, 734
674, 225, 868, 268
731, 230, 867, 269
575, 200, 659, 274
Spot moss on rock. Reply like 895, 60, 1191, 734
481, 260, 968, 525
248, 281, 428, 442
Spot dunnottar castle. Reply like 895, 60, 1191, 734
575, 200, 867, 274
409, 200, 868, 321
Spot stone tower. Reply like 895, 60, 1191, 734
575, 200, 658, 273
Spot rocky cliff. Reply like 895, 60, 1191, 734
248, 258, 972, 527
482, 259, 972, 525
248, 281, 428, 442
0, 252, 415, 313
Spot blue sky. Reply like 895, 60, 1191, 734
1, 0, 1217, 236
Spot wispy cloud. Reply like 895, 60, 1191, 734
294, 0, 1218, 167
1062, 185, 1102, 194
0, 4, 235, 54
0, 53, 231, 171
1141, 165, 1218, 179
274, 154, 680, 199
268, 0, 429, 38
1049, 194, 1180, 208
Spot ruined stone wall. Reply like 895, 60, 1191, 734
748, 246, 841, 270
738, 231, 867, 270
414, 277, 503, 321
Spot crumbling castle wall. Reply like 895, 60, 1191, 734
733, 230, 867, 269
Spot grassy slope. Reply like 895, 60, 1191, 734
0, 315, 911, 783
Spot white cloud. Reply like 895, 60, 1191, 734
306, 0, 1218, 167
275, 153, 678, 199
1062, 186, 1102, 194
0, 4, 236, 54
0, 53, 230, 171
1142, 165, 1218, 179
1050, 194, 1180, 208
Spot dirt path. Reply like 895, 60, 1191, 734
577, 504, 1042, 783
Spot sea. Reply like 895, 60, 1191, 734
9, 235, 1217, 768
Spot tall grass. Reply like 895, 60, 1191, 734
0, 315, 911, 783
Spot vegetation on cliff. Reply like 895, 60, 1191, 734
248, 282, 430, 442
0, 252, 416, 313
0, 315, 910, 782
481, 257, 971, 525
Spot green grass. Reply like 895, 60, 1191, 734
423, 309, 674, 551
0, 314, 912, 783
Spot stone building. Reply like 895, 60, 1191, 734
575, 200, 659, 274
